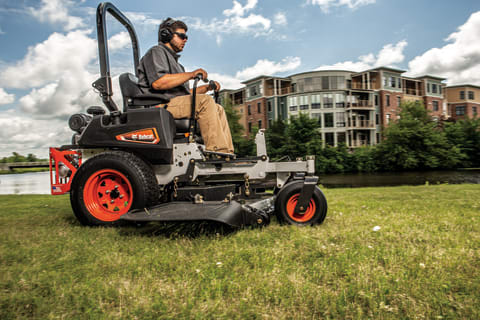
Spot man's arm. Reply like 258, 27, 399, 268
152, 68, 208, 91
190, 81, 221, 94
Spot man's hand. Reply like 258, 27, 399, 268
211, 81, 221, 92
191, 68, 208, 80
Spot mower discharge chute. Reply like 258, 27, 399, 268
49, 2, 327, 228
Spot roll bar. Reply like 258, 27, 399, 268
92, 2, 140, 113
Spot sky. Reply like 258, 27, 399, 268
0, 0, 480, 158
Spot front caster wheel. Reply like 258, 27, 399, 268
275, 181, 327, 226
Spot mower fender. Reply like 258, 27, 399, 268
293, 176, 319, 214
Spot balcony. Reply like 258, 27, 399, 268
350, 82, 377, 90
346, 100, 375, 110
350, 140, 369, 147
403, 88, 422, 96
232, 99, 244, 106
264, 87, 293, 96
347, 120, 375, 129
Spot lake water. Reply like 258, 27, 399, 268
0, 170, 479, 195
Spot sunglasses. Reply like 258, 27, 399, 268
174, 32, 188, 40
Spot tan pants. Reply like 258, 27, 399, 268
163, 94, 234, 153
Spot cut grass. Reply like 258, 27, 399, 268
0, 184, 479, 319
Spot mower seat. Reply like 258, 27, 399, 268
119, 73, 191, 133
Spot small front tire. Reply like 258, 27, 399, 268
275, 181, 327, 226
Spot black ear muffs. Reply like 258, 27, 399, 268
159, 18, 175, 43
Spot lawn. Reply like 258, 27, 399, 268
0, 184, 479, 319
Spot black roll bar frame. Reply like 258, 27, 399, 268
92, 2, 140, 113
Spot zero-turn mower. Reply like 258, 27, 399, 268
49, 2, 327, 228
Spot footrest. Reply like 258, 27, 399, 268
120, 200, 264, 227
202, 150, 236, 160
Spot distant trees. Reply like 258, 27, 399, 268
0, 152, 42, 163
375, 101, 464, 171
242, 101, 479, 173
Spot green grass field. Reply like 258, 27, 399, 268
1, 184, 479, 319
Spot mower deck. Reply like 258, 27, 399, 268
120, 200, 270, 227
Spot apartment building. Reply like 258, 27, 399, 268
445, 85, 480, 120
219, 66, 448, 146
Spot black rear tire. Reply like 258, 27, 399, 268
70, 151, 159, 226
275, 181, 327, 226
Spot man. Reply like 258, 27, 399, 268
137, 18, 234, 155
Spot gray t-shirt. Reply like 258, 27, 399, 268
137, 43, 190, 101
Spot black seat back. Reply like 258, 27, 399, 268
119, 73, 170, 112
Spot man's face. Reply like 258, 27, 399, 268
170, 28, 188, 53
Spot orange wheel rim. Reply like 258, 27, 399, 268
83, 169, 133, 221
286, 193, 316, 223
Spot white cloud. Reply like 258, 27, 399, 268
108, 32, 131, 51
0, 29, 100, 118
223, 0, 258, 17
316, 40, 407, 72
236, 57, 302, 79
407, 11, 480, 85
0, 88, 15, 105
28, 0, 85, 31
0, 110, 72, 158
210, 56, 302, 90
307, 0, 376, 13
274, 12, 287, 26
187, 0, 275, 41
0, 30, 96, 89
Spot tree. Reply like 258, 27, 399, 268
222, 97, 256, 156
375, 101, 464, 171
282, 113, 323, 159
444, 118, 480, 168
265, 119, 287, 159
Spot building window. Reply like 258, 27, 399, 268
460, 91, 465, 100
324, 113, 334, 128
375, 95, 379, 106
325, 133, 334, 146
335, 94, 345, 108
389, 77, 396, 88
386, 95, 390, 106
258, 120, 262, 129
249, 85, 258, 97
468, 91, 474, 100
248, 122, 252, 133
386, 114, 391, 124
456, 106, 465, 116
257, 102, 261, 113
432, 84, 438, 94
336, 112, 346, 127
427, 83, 431, 93
267, 101, 272, 112
311, 113, 322, 127
397, 96, 401, 107
322, 76, 329, 90
323, 94, 333, 108
473, 106, 477, 115
299, 95, 309, 110
376, 113, 380, 125
337, 132, 346, 144
311, 94, 321, 109
248, 105, 251, 115
289, 106, 298, 111
433, 101, 439, 112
